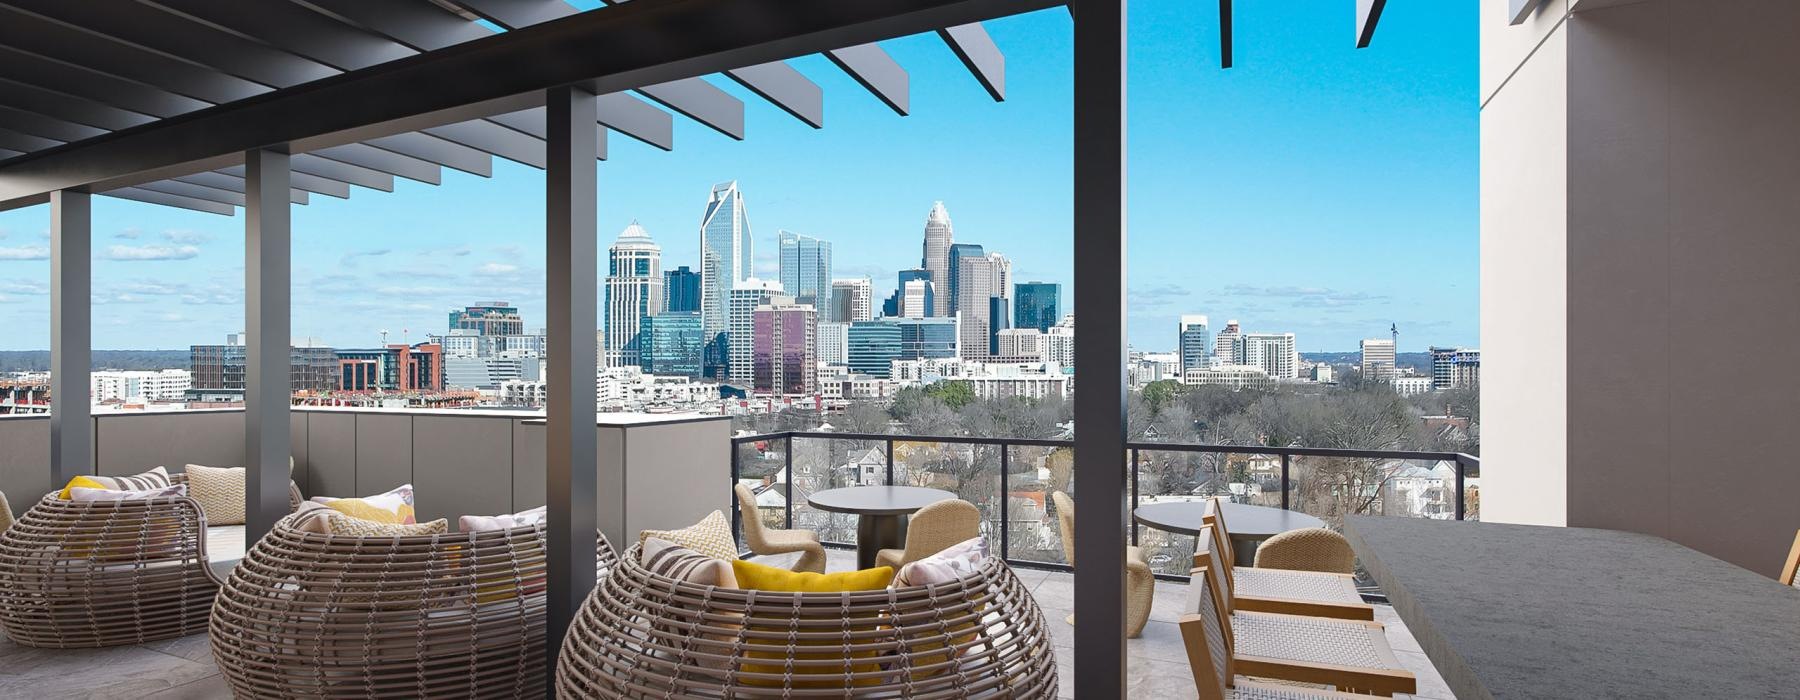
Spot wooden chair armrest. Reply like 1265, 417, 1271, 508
1232, 594, 1376, 621
1234, 654, 1417, 697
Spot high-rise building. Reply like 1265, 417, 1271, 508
829, 278, 873, 323
448, 302, 524, 336
847, 321, 902, 378
777, 230, 832, 310
1215, 320, 1244, 364
1241, 332, 1299, 379
663, 266, 701, 313
189, 334, 336, 399
885, 268, 934, 318
920, 201, 954, 317
1360, 338, 1397, 379
895, 317, 959, 360
1178, 315, 1211, 371
700, 180, 752, 374
817, 321, 851, 365
752, 298, 816, 395
1045, 314, 1075, 367
996, 328, 1044, 359
956, 252, 1011, 359
603, 222, 663, 369
727, 278, 783, 385
987, 296, 1011, 355
947, 242, 984, 314
901, 279, 932, 318
1014, 282, 1060, 333
640, 312, 705, 378
336, 343, 444, 393
1430, 347, 1481, 389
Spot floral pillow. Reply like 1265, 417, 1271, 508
459, 505, 547, 532
311, 484, 416, 524
67, 484, 187, 502
894, 535, 988, 587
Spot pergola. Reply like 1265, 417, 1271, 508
0, 0, 1387, 695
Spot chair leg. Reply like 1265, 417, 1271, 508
793, 544, 826, 574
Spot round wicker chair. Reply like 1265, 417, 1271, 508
1253, 527, 1357, 574
210, 517, 620, 699
556, 545, 1058, 699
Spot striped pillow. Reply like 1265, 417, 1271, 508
59, 466, 173, 498
641, 538, 737, 588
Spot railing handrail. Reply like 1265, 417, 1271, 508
731, 429, 1478, 465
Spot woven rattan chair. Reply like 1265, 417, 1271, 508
556, 544, 1058, 698
1178, 558, 1397, 700
1192, 533, 1415, 696
211, 516, 620, 699
734, 483, 825, 573
875, 498, 981, 569
0, 490, 12, 533
0, 470, 297, 648
1051, 490, 1153, 638
1253, 528, 1357, 574
1781, 529, 1800, 587
1197, 502, 1371, 621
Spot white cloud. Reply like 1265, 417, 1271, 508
0, 246, 50, 261
162, 229, 210, 244
476, 262, 520, 276
103, 244, 201, 261
115, 227, 143, 240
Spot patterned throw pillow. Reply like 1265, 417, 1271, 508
58, 467, 171, 499
894, 535, 989, 587
311, 484, 416, 524
185, 464, 247, 525
637, 510, 736, 561
322, 512, 447, 537
459, 505, 547, 532
641, 538, 738, 588
67, 484, 187, 502
288, 501, 336, 533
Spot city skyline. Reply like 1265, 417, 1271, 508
0, 4, 1477, 353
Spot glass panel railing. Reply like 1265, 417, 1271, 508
732, 436, 790, 552
788, 435, 877, 546
891, 440, 1002, 550
1004, 444, 1071, 566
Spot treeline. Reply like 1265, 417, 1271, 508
0, 350, 190, 373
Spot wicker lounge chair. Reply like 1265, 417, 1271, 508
1197, 501, 1371, 621
1781, 529, 1800, 587
0, 490, 12, 533
211, 516, 620, 699
556, 544, 1058, 698
875, 498, 981, 569
1192, 532, 1415, 696
1179, 558, 1395, 700
0, 473, 300, 648
734, 483, 826, 573
1051, 490, 1154, 637
1253, 528, 1357, 574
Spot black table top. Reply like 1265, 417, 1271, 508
806, 485, 955, 516
1133, 501, 1326, 537
1346, 516, 1800, 700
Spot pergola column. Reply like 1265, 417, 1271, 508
244, 148, 292, 540
49, 190, 91, 488
544, 85, 600, 677
1071, 0, 1128, 696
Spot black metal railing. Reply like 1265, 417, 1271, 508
729, 430, 1479, 577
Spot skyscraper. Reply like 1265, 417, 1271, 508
895, 317, 959, 360
886, 268, 933, 319
830, 278, 873, 323
603, 222, 662, 369
700, 181, 752, 375
1360, 338, 1397, 379
1014, 282, 1061, 333
1241, 332, 1299, 379
816, 321, 850, 364
1178, 315, 1210, 371
1430, 346, 1481, 389
752, 297, 816, 395
946, 242, 984, 314
920, 201, 954, 317
663, 266, 700, 313
956, 252, 1011, 359
901, 279, 932, 318
847, 321, 902, 378
728, 278, 784, 385
1215, 320, 1243, 364
639, 312, 704, 378
448, 302, 523, 336
777, 230, 832, 310
987, 296, 1011, 355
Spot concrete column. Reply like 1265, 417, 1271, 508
245, 148, 292, 540
49, 190, 91, 486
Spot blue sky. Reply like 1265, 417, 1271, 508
0, 2, 1475, 353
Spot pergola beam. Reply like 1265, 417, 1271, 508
1357, 0, 1388, 48
939, 24, 1006, 101
104, 186, 236, 216
827, 44, 912, 115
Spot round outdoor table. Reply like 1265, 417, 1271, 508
807, 486, 956, 569
1133, 501, 1326, 567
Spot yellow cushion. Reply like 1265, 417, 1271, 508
58, 476, 107, 500
730, 560, 895, 688
315, 484, 416, 524
731, 560, 894, 592
638, 510, 737, 560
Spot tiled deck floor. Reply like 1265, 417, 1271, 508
0, 549, 1454, 699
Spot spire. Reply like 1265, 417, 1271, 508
928, 200, 951, 225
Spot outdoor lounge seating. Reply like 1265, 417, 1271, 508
1199, 502, 1372, 621
0, 473, 300, 648
1052, 490, 1154, 637
1782, 529, 1800, 587
210, 515, 620, 699
875, 497, 982, 570
555, 543, 1058, 698
1253, 528, 1358, 574
734, 483, 826, 573
1178, 559, 1388, 700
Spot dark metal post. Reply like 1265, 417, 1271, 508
885, 437, 895, 485
1071, 0, 1128, 693
48, 190, 90, 489
1129, 448, 1139, 546
244, 148, 293, 542
784, 436, 795, 529
545, 85, 599, 682
1280, 453, 1291, 511
1454, 456, 1467, 521
730, 439, 742, 548
999, 443, 1011, 561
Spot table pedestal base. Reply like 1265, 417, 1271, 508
856, 513, 908, 570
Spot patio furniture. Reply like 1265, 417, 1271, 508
875, 497, 982, 569
806, 485, 954, 569
555, 543, 1058, 698
1179, 559, 1400, 700
0, 473, 301, 648
1192, 536, 1416, 696
1194, 522, 1372, 621
1052, 491, 1154, 638
1253, 527, 1357, 574
0, 490, 11, 532
211, 515, 620, 699
1782, 529, 1800, 587
1135, 498, 1327, 567
733, 483, 825, 573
